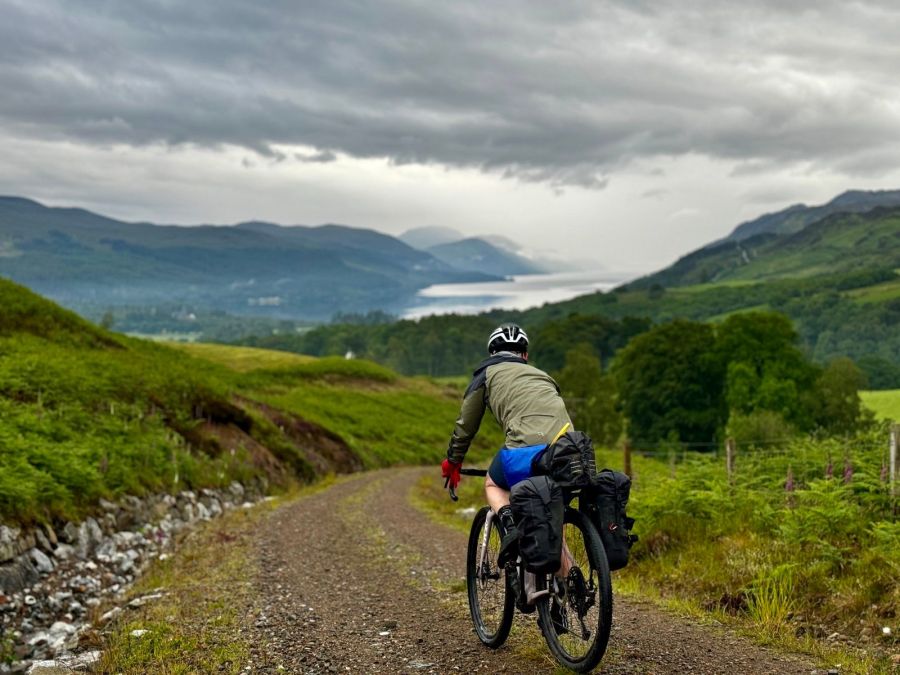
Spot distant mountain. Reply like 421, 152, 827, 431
629, 190, 900, 289
399, 226, 463, 250
723, 189, 900, 242
0, 197, 496, 321
426, 237, 544, 276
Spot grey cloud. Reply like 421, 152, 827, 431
1, 0, 899, 187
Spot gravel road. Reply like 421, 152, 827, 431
247, 468, 819, 674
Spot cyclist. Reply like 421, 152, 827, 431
441, 323, 572, 567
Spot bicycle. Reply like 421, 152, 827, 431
448, 468, 613, 673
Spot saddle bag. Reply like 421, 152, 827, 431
580, 469, 637, 571
509, 475, 564, 574
532, 430, 597, 488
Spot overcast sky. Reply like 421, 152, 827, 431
2, 0, 900, 275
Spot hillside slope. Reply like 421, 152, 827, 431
0, 280, 498, 526
723, 188, 900, 242
0, 197, 494, 321
628, 204, 900, 289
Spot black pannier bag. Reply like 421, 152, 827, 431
509, 475, 564, 574
531, 430, 597, 488
580, 469, 637, 571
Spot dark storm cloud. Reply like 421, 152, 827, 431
1, 0, 899, 187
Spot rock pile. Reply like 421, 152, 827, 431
0, 481, 262, 673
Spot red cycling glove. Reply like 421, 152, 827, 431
441, 458, 462, 490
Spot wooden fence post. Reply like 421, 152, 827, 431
623, 440, 632, 478
891, 424, 898, 510
726, 437, 736, 482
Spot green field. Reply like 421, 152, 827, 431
168, 342, 316, 371
861, 389, 900, 422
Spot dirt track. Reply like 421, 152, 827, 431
246, 468, 818, 674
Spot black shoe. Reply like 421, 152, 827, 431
496, 506, 519, 567
566, 567, 587, 599
550, 599, 569, 635
497, 527, 519, 567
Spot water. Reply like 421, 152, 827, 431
402, 269, 635, 319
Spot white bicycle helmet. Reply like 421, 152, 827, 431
487, 323, 529, 354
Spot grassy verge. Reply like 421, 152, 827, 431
94, 483, 333, 673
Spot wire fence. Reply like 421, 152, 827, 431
614, 424, 899, 516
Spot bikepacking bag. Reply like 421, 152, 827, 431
580, 469, 637, 571
531, 430, 597, 488
509, 475, 564, 575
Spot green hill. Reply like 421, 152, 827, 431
0, 196, 495, 323
628, 197, 900, 289
0, 280, 496, 526
724, 188, 900, 242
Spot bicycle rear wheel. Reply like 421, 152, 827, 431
466, 506, 514, 648
536, 507, 612, 672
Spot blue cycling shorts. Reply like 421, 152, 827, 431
487, 443, 547, 490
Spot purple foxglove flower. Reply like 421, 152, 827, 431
785, 467, 795, 493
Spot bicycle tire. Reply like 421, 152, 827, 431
536, 507, 612, 672
466, 506, 515, 648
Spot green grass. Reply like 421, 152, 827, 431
244, 373, 502, 468
846, 278, 900, 304
861, 390, 900, 422
168, 342, 316, 371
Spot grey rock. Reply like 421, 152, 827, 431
196, 502, 211, 521
28, 631, 50, 647
0, 526, 35, 564
98, 498, 118, 512
180, 503, 195, 523
51, 545, 74, 561
34, 530, 52, 554
48, 621, 75, 638
178, 490, 197, 504
84, 519, 103, 547
229, 481, 245, 499
43, 525, 57, 547
28, 650, 101, 673
29, 549, 54, 575
60, 523, 78, 545
94, 539, 116, 561
0, 556, 40, 594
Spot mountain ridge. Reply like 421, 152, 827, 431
0, 196, 496, 321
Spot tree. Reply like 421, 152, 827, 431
613, 320, 726, 447
555, 344, 622, 447
715, 311, 820, 430
812, 357, 870, 434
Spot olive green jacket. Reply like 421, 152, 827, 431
447, 353, 572, 463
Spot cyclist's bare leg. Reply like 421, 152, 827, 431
558, 540, 573, 578
484, 473, 510, 513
